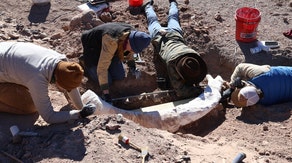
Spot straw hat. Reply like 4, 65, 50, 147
231, 86, 260, 107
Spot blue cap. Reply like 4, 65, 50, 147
129, 31, 151, 53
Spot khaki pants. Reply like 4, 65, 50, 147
0, 83, 37, 114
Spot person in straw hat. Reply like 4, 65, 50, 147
223, 63, 292, 107
0, 42, 96, 124
142, 0, 208, 99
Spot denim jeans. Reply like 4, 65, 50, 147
145, 2, 182, 38
85, 56, 125, 85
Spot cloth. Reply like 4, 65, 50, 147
81, 22, 138, 91
0, 42, 83, 123
145, 2, 207, 98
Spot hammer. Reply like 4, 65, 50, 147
10, 125, 40, 143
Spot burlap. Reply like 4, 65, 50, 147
55, 61, 84, 91
0, 83, 36, 114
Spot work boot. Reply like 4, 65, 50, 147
141, 0, 154, 13
169, 0, 177, 4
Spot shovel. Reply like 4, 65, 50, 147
141, 147, 148, 163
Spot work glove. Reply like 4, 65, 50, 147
102, 93, 112, 103
230, 77, 244, 88
221, 88, 234, 100
80, 103, 96, 118
219, 88, 234, 106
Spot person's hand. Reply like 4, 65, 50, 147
220, 88, 234, 104
102, 93, 112, 103
222, 81, 231, 90
222, 88, 234, 99
79, 103, 96, 118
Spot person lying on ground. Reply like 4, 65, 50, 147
142, 0, 208, 99
0, 42, 96, 124
80, 22, 151, 103
222, 63, 292, 107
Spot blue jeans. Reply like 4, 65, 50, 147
145, 2, 182, 38
86, 56, 125, 85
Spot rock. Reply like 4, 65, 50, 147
263, 125, 269, 131
69, 15, 82, 30
99, 12, 112, 23
7, 32, 20, 39
214, 13, 223, 22
50, 33, 62, 40
70, 10, 104, 30
0, 33, 9, 40
90, 19, 104, 28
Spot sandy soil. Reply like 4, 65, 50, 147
0, 0, 292, 162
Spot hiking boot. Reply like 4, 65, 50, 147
141, 0, 154, 12
169, 0, 177, 4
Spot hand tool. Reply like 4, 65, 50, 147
232, 152, 246, 163
118, 134, 149, 162
10, 125, 40, 143
141, 147, 148, 163
118, 134, 141, 150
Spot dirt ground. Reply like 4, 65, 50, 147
0, 0, 292, 162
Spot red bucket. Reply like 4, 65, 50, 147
235, 7, 261, 42
129, 0, 143, 7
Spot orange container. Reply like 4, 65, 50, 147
129, 0, 143, 7
235, 7, 261, 42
